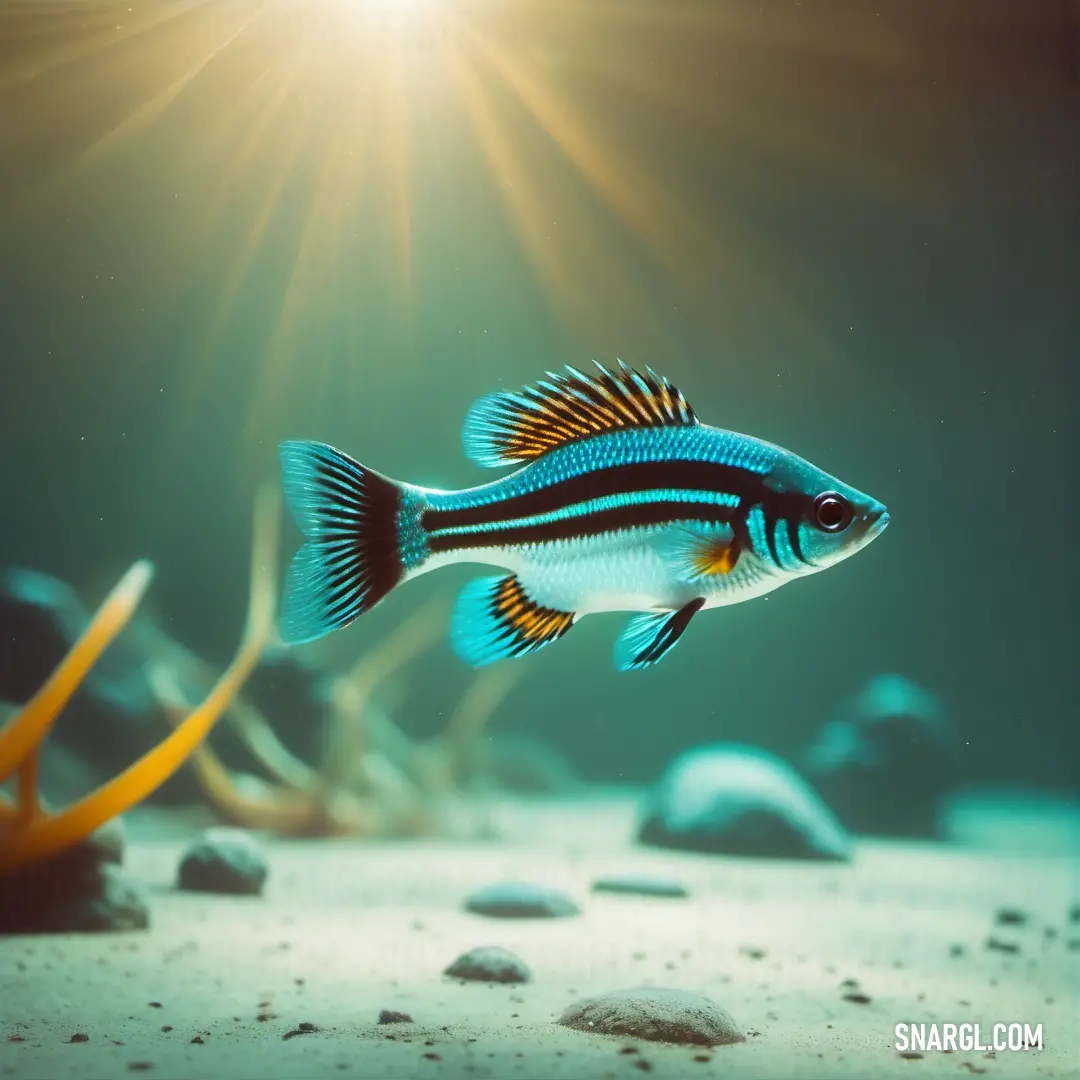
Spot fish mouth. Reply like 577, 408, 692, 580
864, 505, 890, 539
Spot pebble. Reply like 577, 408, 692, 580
177, 828, 268, 896
463, 881, 580, 918
378, 1010, 414, 1024
993, 907, 1029, 926
590, 875, 689, 899
444, 946, 531, 984
557, 987, 744, 1046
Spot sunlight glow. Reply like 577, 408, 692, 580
0, 0, 943, 439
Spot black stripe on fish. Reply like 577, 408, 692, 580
425, 460, 769, 532
787, 516, 809, 566
428, 498, 738, 553
425, 459, 811, 562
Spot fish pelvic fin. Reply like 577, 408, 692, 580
278, 440, 422, 645
615, 597, 706, 671
461, 359, 698, 468
451, 574, 575, 666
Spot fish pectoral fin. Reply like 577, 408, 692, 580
667, 523, 740, 580
451, 574, 575, 667
614, 598, 706, 672
461, 360, 698, 468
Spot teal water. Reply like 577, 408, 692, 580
0, 1, 1075, 816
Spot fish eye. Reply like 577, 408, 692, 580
811, 491, 852, 532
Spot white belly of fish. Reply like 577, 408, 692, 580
418, 527, 785, 616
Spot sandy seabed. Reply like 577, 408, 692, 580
0, 794, 1076, 1080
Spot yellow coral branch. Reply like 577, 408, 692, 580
0, 560, 155, 786
15, 750, 41, 826
0, 485, 280, 873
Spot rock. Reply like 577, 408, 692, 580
378, 1010, 413, 1024
800, 674, 959, 838
463, 881, 580, 918
444, 946, 531, 983
177, 828, 268, 896
590, 875, 690, 899
842, 992, 872, 1005
993, 906, 1029, 926
638, 743, 851, 861
557, 987, 744, 1046
0, 820, 149, 933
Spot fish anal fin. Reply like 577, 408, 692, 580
451, 575, 575, 667
615, 597, 706, 671
461, 360, 698, 468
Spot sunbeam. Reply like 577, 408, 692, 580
0, 0, 996, 445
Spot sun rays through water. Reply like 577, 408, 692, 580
0, 0, 975, 458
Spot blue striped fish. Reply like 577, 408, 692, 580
278, 362, 889, 670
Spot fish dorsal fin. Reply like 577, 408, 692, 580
462, 360, 699, 468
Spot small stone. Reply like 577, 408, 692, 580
638, 744, 850, 860
127, 1063, 154, 1072
282, 1024, 317, 1040
558, 987, 744, 1046
984, 937, 1020, 954
993, 907, 1028, 926
591, 875, 689, 899
190, 1036, 205, 1044
842, 992, 872, 1005
898, 1050, 924, 1059
177, 828, 267, 896
378, 1010, 413, 1024
444, 946, 531, 984
67, 1033, 90, 1043
463, 882, 580, 919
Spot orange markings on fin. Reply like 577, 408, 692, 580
689, 538, 740, 577
494, 575, 574, 646
462, 361, 698, 468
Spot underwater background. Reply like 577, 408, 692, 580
1, 0, 1077, 795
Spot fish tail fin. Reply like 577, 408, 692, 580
277, 440, 422, 645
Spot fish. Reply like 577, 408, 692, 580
277, 361, 889, 671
